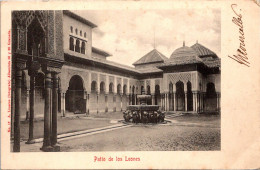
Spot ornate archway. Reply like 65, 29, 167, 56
176, 81, 185, 111
65, 75, 85, 113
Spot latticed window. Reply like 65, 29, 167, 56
69, 37, 74, 51
81, 42, 85, 54
75, 39, 80, 53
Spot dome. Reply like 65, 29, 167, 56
170, 45, 198, 59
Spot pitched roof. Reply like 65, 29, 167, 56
191, 42, 217, 58
92, 47, 112, 57
201, 57, 221, 68
133, 49, 168, 66
63, 10, 97, 28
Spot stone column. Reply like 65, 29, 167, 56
97, 92, 99, 114
192, 92, 196, 112
26, 74, 35, 144
120, 94, 123, 111
87, 93, 90, 114
173, 92, 176, 111
185, 92, 188, 112
51, 73, 60, 151
25, 89, 30, 120
61, 92, 66, 117
41, 72, 53, 152
113, 94, 116, 112
105, 93, 108, 112
151, 93, 155, 105
13, 69, 22, 152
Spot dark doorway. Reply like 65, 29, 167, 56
176, 81, 185, 111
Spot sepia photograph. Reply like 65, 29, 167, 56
11, 9, 221, 152
2, 0, 260, 169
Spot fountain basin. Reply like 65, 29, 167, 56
127, 105, 159, 111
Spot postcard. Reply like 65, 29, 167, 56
1, 0, 260, 169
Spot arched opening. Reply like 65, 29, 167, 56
81, 41, 85, 54
84, 32, 87, 38
89, 81, 98, 113
75, 39, 80, 53
27, 18, 45, 56
108, 83, 114, 111
176, 81, 185, 111
122, 85, 127, 110
155, 85, 161, 106
117, 84, 121, 94
70, 26, 73, 33
169, 82, 173, 111
146, 85, 151, 105
116, 84, 121, 111
132, 86, 135, 105
141, 86, 144, 94
69, 37, 74, 51
205, 82, 217, 111
65, 75, 85, 113
35, 73, 45, 116
99, 81, 106, 112
187, 81, 193, 111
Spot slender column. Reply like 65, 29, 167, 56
160, 94, 163, 109
41, 72, 53, 152
192, 92, 196, 112
105, 93, 108, 112
87, 94, 90, 114
151, 93, 155, 105
113, 94, 116, 112
25, 89, 30, 120
185, 92, 188, 112
97, 93, 99, 114
62, 92, 66, 117
173, 92, 176, 111
51, 73, 60, 150
13, 69, 22, 152
120, 94, 123, 111
26, 74, 35, 144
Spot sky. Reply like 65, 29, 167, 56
73, 9, 221, 67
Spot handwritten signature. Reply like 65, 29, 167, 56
228, 4, 250, 67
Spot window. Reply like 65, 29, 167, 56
75, 39, 80, 53
81, 42, 85, 54
69, 37, 74, 51
80, 30, 82, 36
75, 28, 78, 35
70, 26, 73, 33
84, 32, 87, 38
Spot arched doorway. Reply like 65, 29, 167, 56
176, 81, 185, 111
205, 83, 217, 111
155, 85, 161, 106
187, 81, 193, 111
65, 75, 85, 113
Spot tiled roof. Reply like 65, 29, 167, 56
133, 49, 168, 66
201, 57, 221, 68
92, 47, 112, 57
170, 46, 198, 59
136, 66, 163, 74
191, 42, 217, 57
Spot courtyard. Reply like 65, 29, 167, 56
18, 112, 220, 152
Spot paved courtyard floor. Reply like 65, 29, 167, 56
17, 113, 220, 151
